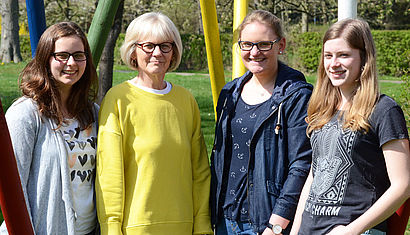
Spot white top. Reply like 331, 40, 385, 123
60, 119, 97, 234
128, 80, 173, 94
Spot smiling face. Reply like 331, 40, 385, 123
134, 37, 173, 78
323, 37, 361, 96
239, 21, 285, 80
49, 36, 86, 93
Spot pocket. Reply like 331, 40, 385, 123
266, 180, 282, 197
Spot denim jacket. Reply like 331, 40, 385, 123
210, 62, 313, 234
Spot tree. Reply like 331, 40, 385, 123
0, 0, 22, 63
97, 0, 124, 103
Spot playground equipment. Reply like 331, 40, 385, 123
1, 1, 407, 234
0, 99, 34, 235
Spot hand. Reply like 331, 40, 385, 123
326, 225, 353, 235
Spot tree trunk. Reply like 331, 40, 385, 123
97, 0, 124, 104
0, 0, 22, 63
301, 12, 308, 33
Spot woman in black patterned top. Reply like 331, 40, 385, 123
291, 18, 410, 235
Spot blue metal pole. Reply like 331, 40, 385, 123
26, 0, 46, 57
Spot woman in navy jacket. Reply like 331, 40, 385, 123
210, 10, 312, 235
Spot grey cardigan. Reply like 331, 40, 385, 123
1, 97, 98, 235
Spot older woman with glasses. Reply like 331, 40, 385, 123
210, 10, 312, 235
96, 12, 212, 235
2, 22, 99, 235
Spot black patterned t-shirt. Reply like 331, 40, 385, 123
299, 95, 409, 234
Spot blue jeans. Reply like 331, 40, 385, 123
215, 218, 257, 235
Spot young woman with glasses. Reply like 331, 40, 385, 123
2, 22, 99, 235
96, 12, 212, 235
210, 10, 313, 235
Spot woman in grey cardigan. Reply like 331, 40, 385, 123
1, 22, 99, 235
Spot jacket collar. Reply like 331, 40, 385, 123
224, 62, 311, 110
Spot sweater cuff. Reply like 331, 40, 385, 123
100, 222, 122, 235
193, 215, 213, 234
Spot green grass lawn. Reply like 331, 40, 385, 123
0, 62, 408, 233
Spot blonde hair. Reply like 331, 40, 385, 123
238, 10, 285, 41
307, 18, 379, 134
120, 12, 182, 72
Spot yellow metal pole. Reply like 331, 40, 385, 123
232, 0, 249, 80
199, 0, 226, 119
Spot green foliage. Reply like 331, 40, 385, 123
287, 30, 410, 76
373, 30, 410, 77
399, 69, 410, 129
288, 32, 323, 73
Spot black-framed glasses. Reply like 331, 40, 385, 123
52, 51, 87, 62
136, 42, 174, 53
238, 38, 281, 51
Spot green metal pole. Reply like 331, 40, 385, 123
87, 0, 121, 67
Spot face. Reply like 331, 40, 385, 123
134, 37, 173, 78
239, 21, 284, 79
49, 36, 86, 92
323, 37, 361, 95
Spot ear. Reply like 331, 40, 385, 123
278, 37, 286, 53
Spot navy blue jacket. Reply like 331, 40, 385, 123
210, 62, 313, 234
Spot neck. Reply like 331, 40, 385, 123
59, 88, 71, 118
250, 73, 277, 94
133, 73, 166, 90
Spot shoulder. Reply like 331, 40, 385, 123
171, 84, 197, 101
6, 97, 39, 121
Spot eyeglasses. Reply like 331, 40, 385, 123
136, 42, 174, 53
238, 38, 281, 51
52, 51, 87, 62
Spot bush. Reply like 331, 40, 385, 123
373, 30, 410, 77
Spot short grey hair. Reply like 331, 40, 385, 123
120, 12, 183, 72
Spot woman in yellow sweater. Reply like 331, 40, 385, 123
96, 12, 212, 235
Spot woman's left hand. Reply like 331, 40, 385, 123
326, 225, 353, 235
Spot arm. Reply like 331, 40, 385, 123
327, 139, 410, 235
191, 100, 213, 235
271, 89, 312, 227
95, 97, 125, 235
290, 168, 313, 235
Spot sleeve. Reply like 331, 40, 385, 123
371, 97, 409, 147
95, 94, 125, 235
5, 99, 38, 223
190, 97, 213, 234
272, 88, 313, 220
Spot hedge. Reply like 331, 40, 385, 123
11, 30, 410, 76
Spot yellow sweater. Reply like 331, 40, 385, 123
96, 81, 212, 235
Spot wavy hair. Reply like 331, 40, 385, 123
307, 18, 379, 134
19, 22, 97, 129
120, 12, 183, 72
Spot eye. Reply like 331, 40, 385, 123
73, 52, 86, 60
55, 52, 70, 60
258, 42, 271, 47
324, 54, 332, 59
240, 41, 253, 48
143, 43, 155, 50
160, 43, 172, 51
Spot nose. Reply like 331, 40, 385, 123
152, 45, 163, 56
66, 55, 77, 65
330, 57, 340, 67
250, 45, 260, 55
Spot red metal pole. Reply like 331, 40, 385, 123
0, 99, 34, 235
387, 199, 410, 235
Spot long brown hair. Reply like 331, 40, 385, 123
19, 22, 97, 129
307, 18, 379, 134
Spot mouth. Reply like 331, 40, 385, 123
330, 70, 346, 75
63, 70, 77, 75
249, 58, 265, 62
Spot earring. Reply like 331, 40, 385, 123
279, 51, 283, 54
